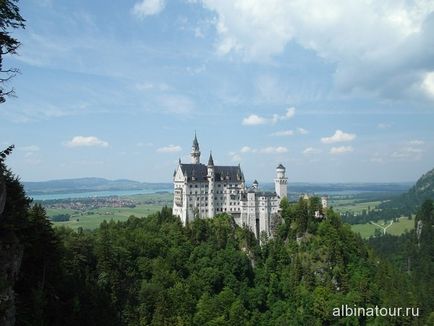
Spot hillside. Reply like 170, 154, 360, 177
379, 167, 434, 215
23, 177, 171, 195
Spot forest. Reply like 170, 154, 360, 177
1, 150, 434, 325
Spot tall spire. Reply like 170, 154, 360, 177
208, 151, 214, 166
191, 131, 201, 164
193, 131, 199, 151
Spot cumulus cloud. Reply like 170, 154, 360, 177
240, 146, 256, 153
271, 130, 294, 137
271, 127, 308, 136
330, 146, 354, 154
321, 130, 356, 144
421, 71, 434, 99
297, 127, 308, 135
200, 0, 434, 102
242, 114, 268, 126
259, 146, 288, 154
157, 145, 182, 153
283, 107, 295, 119
232, 145, 288, 158
243, 107, 296, 126
132, 0, 166, 18
65, 136, 109, 148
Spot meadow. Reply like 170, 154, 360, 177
48, 193, 172, 230
47, 192, 415, 237
350, 216, 415, 238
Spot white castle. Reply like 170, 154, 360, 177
172, 134, 288, 238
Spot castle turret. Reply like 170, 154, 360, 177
207, 152, 215, 217
274, 163, 288, 199
191, 132, 201, 164
252, 180, 259, 190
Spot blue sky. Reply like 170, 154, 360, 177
1, 0, 434, 183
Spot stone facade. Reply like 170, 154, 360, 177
172, 134, 288, 238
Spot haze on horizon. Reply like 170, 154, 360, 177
1, 0, 434, 183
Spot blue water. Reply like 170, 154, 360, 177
31, 188, 173, 201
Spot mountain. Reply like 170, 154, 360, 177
23, 177, 171, 195
379, 167, 434, 214
23, 177, 411, 197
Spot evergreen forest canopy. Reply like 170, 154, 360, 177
1, 152, 434, 325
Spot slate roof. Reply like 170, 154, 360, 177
179, 163, 244, 182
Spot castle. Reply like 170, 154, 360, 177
172, 134, 288, 238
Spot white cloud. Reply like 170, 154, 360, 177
259, 146, 288, 154
330, 146, 354, 154
234, 145, 287, 156
157, 145, 182, 153
283, 107, 295, 119
303, 147, 321, 155
132, 0, 166, 18
408, 140, 424, 145
200, 0, 434, 102
421, 71, 434, 98
231, 153, 242, 162
297, 127, 309, 135
240, 146, 256, 153
272, 127, 308, 136
243, 107, 296, 126
321, 130, 356, 144
65, 136, 109, 148
271, 130, 294, 137
391, 146, 424, 159
242, 114, 268, 125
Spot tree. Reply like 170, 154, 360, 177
0, 0, 25, 103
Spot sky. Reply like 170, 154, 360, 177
1, 0, 434, 183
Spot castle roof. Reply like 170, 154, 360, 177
179, 163, 244, 182
276, 163, 285, 170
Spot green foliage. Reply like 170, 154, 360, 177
2, 155, 432, 325
0, 0, 25, 102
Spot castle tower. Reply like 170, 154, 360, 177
207, 152, 215, 218
274, 164, 288, 199
191, 132, 201, 164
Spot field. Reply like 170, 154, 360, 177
47, 193, 172, 230
329, 198, 383, 213
350, 216, 415, 238
46, 192, 414, 237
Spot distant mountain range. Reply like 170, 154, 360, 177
23, 178, 171, 195
23, 177, 412, 196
